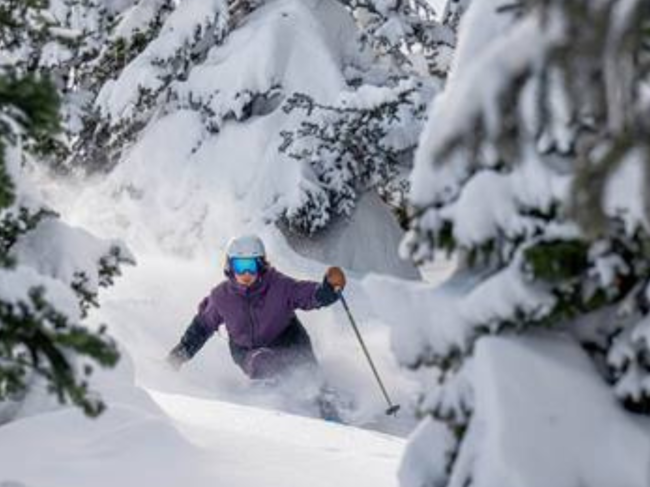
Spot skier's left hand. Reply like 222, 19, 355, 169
325, 266, 346, 292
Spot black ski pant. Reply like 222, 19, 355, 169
228, 316, 318, 379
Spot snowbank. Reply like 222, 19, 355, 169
468, 334, 650, 487
282, 192, 421, 279
0, 361, 405, 487
399, 332, 650, 487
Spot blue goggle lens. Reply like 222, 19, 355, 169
230, 257, 259, 275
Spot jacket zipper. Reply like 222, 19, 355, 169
245, 291, 256, 348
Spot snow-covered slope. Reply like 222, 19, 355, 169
283, 192, 421, 279
0, 1, 441, 485
78, 249, 424, 433
0, 379, 404, 487
20, 0, 430, 430
0, 183, 439, 486
0, 230, 424, 486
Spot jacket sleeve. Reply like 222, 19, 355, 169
174, 291, 224, 360
285, 274, 340, 311
176, 316, 214, 359
196, 291, 225, 332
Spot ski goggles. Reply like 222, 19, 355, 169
230, 257, 260, 275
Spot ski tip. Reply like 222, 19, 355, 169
386, 404, 401, 416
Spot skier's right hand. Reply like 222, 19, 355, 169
167, 344, 189, 371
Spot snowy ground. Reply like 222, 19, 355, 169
0, 167, 457, 486
0, 0, 457, 480
0, 382, 404, 487
0, 246, 428, 487
87, 250, 436, 434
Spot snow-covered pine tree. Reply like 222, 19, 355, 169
28, 0, 185, 172
277, 77, 432, 235
0, 0, 134, 422
270, 0, 477, 237
70, 0, 218, 172
336, 0, 457, 77
61, 0, 441, 278
439, 0, 472, 36
395, 0, 650, 485
3, 0, 153, 168
266, 0, 462, 236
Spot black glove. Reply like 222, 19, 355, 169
167, 316, 215, 370
167, 343, 190, 371
315, 275, 341, 307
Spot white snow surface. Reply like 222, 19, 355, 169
410, 0, 566, 208
9, 111, 436, 487
604, 151, 650, 234
456, 333, 650, 487
360, 252, 556, 366
0, 1, 429, 485
0, 364, 404, 487
397, 333, 650, 487
0, 197, 427, 486
11, 217, 133, 295
283, 192, 421, 279
8, 2, 650, 487
0, 265, 81, 322
73, 0, 418, 278
0, 192, 431, 486
96, 0, 228, 122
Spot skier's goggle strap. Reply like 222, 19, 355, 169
230, 257, 260, 275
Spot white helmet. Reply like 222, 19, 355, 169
225, 234, 266, 259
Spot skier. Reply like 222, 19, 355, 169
167, 234, 346, 380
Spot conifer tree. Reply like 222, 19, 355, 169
397, 0, 650, 484
337, 0, 457, 77
62, 0, 445, 248
0, 0, 133, 421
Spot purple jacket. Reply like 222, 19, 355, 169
194, 266, 337, 349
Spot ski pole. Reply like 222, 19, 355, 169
338, 291, 401, 416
